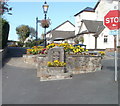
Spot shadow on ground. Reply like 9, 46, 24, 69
2, 47, 27, 67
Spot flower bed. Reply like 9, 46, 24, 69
24, 43, 105, 67
24, 43, 104, 81
47, 60, 66, 67
27, 46, 47, 55
26, 43, 90, 55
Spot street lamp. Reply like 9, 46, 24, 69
42, 1, 49, 48
36, 17, 38, 41
36, 17, 41, 41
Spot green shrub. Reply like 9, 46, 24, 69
24, 40, 44, 48
0, 18, 10, 49
17, 41, 24, 47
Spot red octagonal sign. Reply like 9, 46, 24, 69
104, 10, 120, 30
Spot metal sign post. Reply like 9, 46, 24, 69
104, 9, 119, 82
109, 32, 118, 81
114, 35, 118, 81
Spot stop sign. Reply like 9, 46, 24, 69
104, 10, 120, 30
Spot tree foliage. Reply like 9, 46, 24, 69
16, 25, 30, 43
0, 0, 12, 15
0, 18, 10, 49
74, 37, 79, 44
79, 36, 84, 44
29, 27, 36, 38
74, 36, 84, 44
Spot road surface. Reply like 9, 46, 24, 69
2, 47, 118, 104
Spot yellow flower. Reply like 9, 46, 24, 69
47, 60, 66, 67
54, 60, 59, 63
98, 51, 105, 55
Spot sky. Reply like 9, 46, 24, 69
4, 1, 98, 41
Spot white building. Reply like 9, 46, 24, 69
46, 20, 75, 44
74, 0, 119, 49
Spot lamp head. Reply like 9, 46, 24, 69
43, 1, 49, 14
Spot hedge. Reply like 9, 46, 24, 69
0, 18, 10, 49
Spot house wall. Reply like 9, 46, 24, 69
83, 34, 95, 49
74, 0, 119, 49
56, 21, 75, 31
95, 0, 112, 21
46, 21, 75, 44
96, 0, 119, 48
66, 38, 74, 44
98, 28, 114, 49
75, 12, 96, 35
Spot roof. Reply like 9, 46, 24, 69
78, 20, 105, 35
74, 7, 95, 16
93, 0, 100, 10
50, 31, 75, 41
82, 20, 105, 33
47, 20, 75, 34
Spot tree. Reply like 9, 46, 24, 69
79, 36, 84, 44
74, 37, 79, 44
0, 18, 10, 49
0, 0, 11, 49
0, 0, 12, 15
16, 25, 30, 43
29, 27, 36, 39
41, 33, 44, 40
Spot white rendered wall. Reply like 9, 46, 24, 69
83, 34, 95, 49
46, 21, 75, 44
97, 28, 114, 49
74, 0, 119, 49
95, 0, 112, 21
56, 21, 75, 31
67, 39, 74, 44
46, 21, 75, 38
75, 12, 96, 35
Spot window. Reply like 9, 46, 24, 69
104, 35, 108, 43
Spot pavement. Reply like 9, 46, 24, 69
2, 47, 119, 104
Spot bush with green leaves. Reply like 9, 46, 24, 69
16, 25, 30, 43
17, 41, 24, 47
24, 39, 44, 48
0, 18, 10, 49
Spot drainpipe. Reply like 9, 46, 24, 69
94, 35, 98, 50
95, 36, 97, 50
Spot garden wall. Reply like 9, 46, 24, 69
66, 55, 102, 74
23, 54, 102, 80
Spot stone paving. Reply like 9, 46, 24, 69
2, 47, 118, 104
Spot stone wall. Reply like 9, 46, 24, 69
23, 53, 102, 81
36, 54, 102, 78
66, 55, 102, 74
23, 54, 102, 74
23, 54, 41, 67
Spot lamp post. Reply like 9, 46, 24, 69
42, 1, 49, 48
36, 17, 38, 41
36, 17, 41, 41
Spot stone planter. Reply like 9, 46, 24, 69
23, 54, 39, 66
47, 67, 65, 75
24, 47, 102, 81
66, 55, 102, 74
39, 66, 71, 81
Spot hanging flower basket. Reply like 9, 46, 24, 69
40, 19, 50, 28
